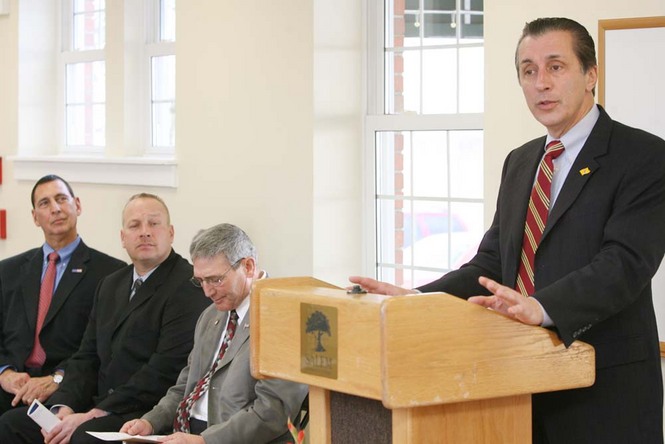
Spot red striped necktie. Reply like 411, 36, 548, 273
515, 140, 565, 296
26, 251, 60, 368
173, 309, 239, 433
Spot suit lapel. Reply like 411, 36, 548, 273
217, 310, 249, 369
112, 250, 178, 333
505, 138, 547, 273
198, 311, 228, 376
20, 250, 43, 332
544, 110, 611, 238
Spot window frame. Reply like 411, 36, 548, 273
59, 0, 106, 155
11, 0, 178, 188
363, 0, 484, 281
144, 0, 176, 156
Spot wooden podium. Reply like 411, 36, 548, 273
250, 277, 595, 443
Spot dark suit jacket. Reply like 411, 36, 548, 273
47, 249, 210, 415
0, 240, 125, 376
419, 106, 665, 443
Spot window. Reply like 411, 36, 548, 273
147, 0, 176, 154
366, 0, 485, 288
12, 0, 177, 187
62, 0, 106, 154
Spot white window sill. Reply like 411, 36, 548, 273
10, 156, 178, 188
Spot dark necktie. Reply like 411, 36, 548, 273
515, 140, 565, 296
173, 310, 239, 433
130, 278, 143, 300
26, 252, 60, 368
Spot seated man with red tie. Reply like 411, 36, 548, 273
0, 175, 125, 413
120, 223, 307, 443
0, 192, 210, 444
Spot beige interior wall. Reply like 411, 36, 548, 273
1, 0, 664, 283
0, 0, 324, 280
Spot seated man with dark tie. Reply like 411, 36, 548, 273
120, 223, 308, 443
0, 175, 125, 414
0, 192, 210, 444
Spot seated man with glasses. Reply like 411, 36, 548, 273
120, 223, 308, 443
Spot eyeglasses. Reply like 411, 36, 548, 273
190, 258, 244, 288
190, 258, 243, 288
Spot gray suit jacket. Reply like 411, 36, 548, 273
143, 303, 307, 443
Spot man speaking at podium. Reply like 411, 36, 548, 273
351, 17, 665, 444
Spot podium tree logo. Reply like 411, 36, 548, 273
306, 310, 331, 352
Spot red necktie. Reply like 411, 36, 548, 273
26, 252, 60, 368
173, 310, 239, 433
515, 140, 565, 296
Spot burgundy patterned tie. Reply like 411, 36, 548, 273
515, 140, 565, 296
173, 310, 239, 433
25, 252, 59, 368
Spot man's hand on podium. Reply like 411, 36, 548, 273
348, 276, 419, 296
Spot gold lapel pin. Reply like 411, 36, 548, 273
579, 167, 591, 176
214, 319, 220, 325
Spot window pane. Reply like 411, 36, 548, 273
422, 48, 457, 114
424, 0, 456, 9
152, 103, 175, 147
377, 198, 398, 264
406, 200, 451, 269
449, 130, 483, 198
423, 12, 456, 46
66, 61, 106, 103
160, 0, 176, 42
66, 103, 105, 147
152, 55, 176, 147
73, 0, 104, 12
450, 201, 483, 262
66, 61, 105, 147
403, 13, 421, 47
377, 132, 399, 195
460, 12, 483, 41
66, 105, 85, 146
385, 50, 421, 114
412, 131, 448, 198
461, 0, 483, 12
459, 46, 484, 113
152, 55, 175, 101
376, 129, 483, 287
72, 1, 105, 51
386, 0, 483, 116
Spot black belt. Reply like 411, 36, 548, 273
190, 418, 207, 435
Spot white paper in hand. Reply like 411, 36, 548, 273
27, 399, 61, 432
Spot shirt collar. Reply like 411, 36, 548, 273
133, 266, 158, 283
235, 269, 267, 323
42, 236, 81, 264
546, 104, 600, 155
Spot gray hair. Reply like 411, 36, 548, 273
189, 223, 257, 264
